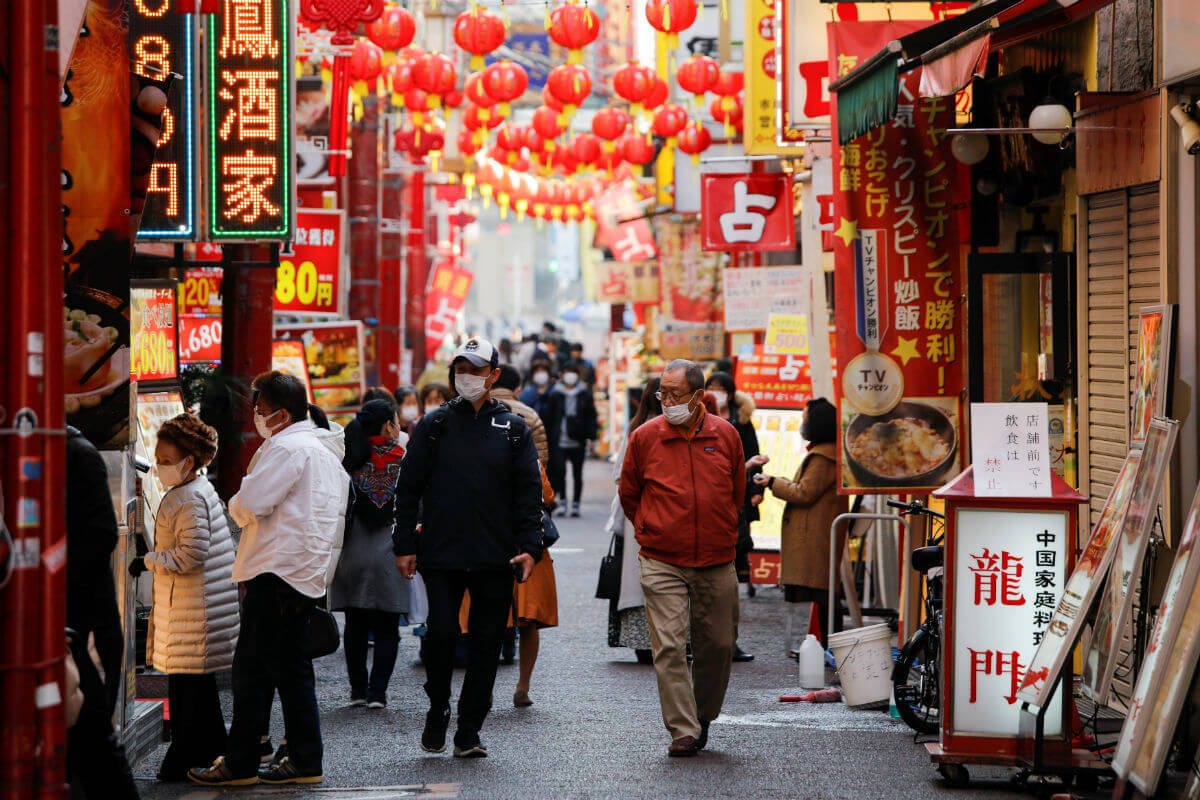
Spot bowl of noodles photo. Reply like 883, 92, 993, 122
844, 401, 957, 488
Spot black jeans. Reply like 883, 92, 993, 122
158, 674, 227, 778
420, 569, 514, 738
225, 574, 322, 777
66, 635, 139, 800
550, 445, 586, 505
342, 609, 401, 702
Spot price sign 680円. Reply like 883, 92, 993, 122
206, 0, 292, 240
274, 208, 345, 317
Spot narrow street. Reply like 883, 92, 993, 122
133, 461, 1034, 800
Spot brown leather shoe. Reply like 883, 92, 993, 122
668, 736, 699, 757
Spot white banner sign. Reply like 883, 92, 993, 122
970, 402, 1052, 497
723, 266, 810, 331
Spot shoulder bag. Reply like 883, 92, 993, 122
595, 533, 621, 600
303, 603, 341, 659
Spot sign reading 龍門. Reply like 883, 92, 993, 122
207, 0, 292, 240
132, 0, 198, 239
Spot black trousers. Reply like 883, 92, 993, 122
66, 635, 139, 800
225, 574, 321, 777
550, 445, 586, 505
420, 569, 514, 738
342, 609, 401, 702
158, 674, 227, 779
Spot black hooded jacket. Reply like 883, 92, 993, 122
392, 397, 544, 570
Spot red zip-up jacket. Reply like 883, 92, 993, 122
619, 412, 747, 568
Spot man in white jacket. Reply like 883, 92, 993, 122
189, 372, 349, 787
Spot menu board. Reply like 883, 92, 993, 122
271, 339, 314, 401
131, 283, 179, 384
748, 409, 808, 550
135, 391, 185, 533
275, 321, 365, 412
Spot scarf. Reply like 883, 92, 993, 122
352, 435, 405, 511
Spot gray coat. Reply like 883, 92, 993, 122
145, 477, 239, 674
330, 513, 418, 614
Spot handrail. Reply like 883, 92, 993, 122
828, 513, 911, 642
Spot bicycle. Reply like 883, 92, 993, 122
888, 498, 946, 736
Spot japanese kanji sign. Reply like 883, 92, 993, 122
655, 218, 724, 361
275, 321, 365, 411
701, 174, 796, 253
970, 403, 1052, 497
132, 0, 198, 239
207, 0, 292, 239
765, 313, 809, 355
831, 20, 967, 493
595, 181, 658, 263
723, 266, 809, 332
274, 208, 345, 316
593, 260, 661, 305
952, 508, 1068, 737
130, 284, 179, 384
425, 263, 474, 364
179, 315, 222, 363
735, 346, 813, 410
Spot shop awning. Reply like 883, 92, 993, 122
828, 0, 1115, 145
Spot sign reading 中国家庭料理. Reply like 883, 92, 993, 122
132, 0, 198, 239
207, 0, 291, 240
970, 403, 1052, 497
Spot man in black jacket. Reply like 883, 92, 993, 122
393, 337, 543, 759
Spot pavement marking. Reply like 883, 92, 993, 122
716, 706, 910, 733
545, 547, 584, 554
170, 784, 460, 799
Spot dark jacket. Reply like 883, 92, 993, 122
392, 397, 544, 570
66, 427, 121, 635
519, 384, 555, 420
619, 412, 747, 568
725, 391, 763, 524
544, 383, 598, 449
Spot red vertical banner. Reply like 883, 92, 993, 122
405, 171, 428, 370
830, 20, 968, 494
424, 262, 474, 364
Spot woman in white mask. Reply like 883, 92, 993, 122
128, 413, 239, 781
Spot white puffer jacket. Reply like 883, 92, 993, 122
145, 477, 239, 674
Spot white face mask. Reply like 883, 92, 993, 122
156, 457, 192, 488
254, 408, 285, 440
709, 389, 728, 410
662, 392, 697, 426
532, 371, 549, 386
563, 372, 580, 387
456, 373, 489, 403
400, 405, 420, 422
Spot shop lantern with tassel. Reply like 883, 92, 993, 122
482, 60, 529, 118
458, 128, 482, 157
709, 93, 742, 137
651, 102, 688, 147
612, 62, 655, 117
413, 52, 457, 111
299, 0, 387, 176
542, 84, 566, 114
547, 64, 591, 124
532, 105, 565, 152
454, 6, 506, 71
676, 121, 711, 164
553, 145, 580, 177
443, 89, 464, 109
463, 102, 503, 136
676, 54, 719, 109
465, 72, 498, 122
644, 0, 698, 52
547, 0, 600, 65
619, 131, 656, 166
592, 106, 631, 153
642, 75, 669, 118
495, 122, 524, 164
522, 125, 546, 155
571, 133, 603, 172
348, 40, 385, 99
366, 4, 416, 62
404, 88, 431, 126
386, 60, 414, 104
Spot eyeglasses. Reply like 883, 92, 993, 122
655, 390, 695, 404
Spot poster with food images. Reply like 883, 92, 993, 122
829, 21, 967, 493
134, 391, 185, 533
275, 321, 364, 414
654, 218, 724, 361
271, 340, 314, 402
1130, 305, 1174, 447
748, 409, 808, 551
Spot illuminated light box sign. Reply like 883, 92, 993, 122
207, 0, 292, 240
131, 283, 180, 384
132, 0, 198, 240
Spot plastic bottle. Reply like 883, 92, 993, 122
798, 634, 825, 689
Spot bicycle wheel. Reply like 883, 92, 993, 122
894, 629, 940, 735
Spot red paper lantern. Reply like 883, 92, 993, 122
482, 60, 529, 117
644, 0, 698, 50
612, 62, 655, 115
542, 85, 565, 113
709, 94, 743, 123
512, 155, 531, 172
619, 131, 656, 165
676, 55, 719, 107
553, 146, 580, 177
676, 122, 712, 164
385, 60, 413, 100
454, 7, 506, 71
443, 90, 464, 109
596, 148, 624, 173
643, 76, 669, 115
532, 105, 565, 142
522, 125, 545, 154
651, 103, 688, 142
547, 64, 591, 119
592, 106, 631, 144
712, 70, 744, 98
547, 1, 600, 65
366, 5, 416, 53
348, 40, 384, 92
495, 122, 523, 159
458, 128, 482, 157
413, 52, 457, 107
571, 133, 602, 169
463, 103, 503, 132
404, 88, 430, 125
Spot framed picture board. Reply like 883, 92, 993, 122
1131, 305, 1175, 447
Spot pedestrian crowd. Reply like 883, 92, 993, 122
63, 327, 844, 793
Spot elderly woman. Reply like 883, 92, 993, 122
129, 413, 239, 781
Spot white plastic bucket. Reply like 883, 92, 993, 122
827, 623, 893, 707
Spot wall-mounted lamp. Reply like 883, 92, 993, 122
1169, 101, 1200, 155
950, 132, 990, 165
1028, 101, 1073, 145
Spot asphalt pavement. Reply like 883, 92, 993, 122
132, 459, 1066, 800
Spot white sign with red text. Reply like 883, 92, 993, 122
952, 508, 1067, 737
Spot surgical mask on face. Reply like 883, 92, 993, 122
456, 373, 489, 403
254, 409, 284, 440
400, 405, 420, 423
709, 389, 728, 410
156, 457, 191, 488
532, 371, 549, 386
662, 394, 696, 426
563, 372, 580, 387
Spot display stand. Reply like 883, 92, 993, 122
925, 467, 1093, 788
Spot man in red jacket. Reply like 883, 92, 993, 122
619, 359, 747, 757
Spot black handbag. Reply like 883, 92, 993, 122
541, 510, 561, 548
303, 605, 341, 659
595, 534, 621, 600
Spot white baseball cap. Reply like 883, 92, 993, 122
452, 337, 499, 369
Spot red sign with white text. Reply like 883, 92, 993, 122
701, 173, 796, 252
596, 181, 659, 262
179, 315, 222, 363
735, 346, 813, 409
425, 262, 474, 363
274, 208, 345, 316
131, 286, 179, 383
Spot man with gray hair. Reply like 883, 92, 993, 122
619, 359, 746, 757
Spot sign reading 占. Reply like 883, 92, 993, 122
700, 174, 796, 253
207, 0, 292, 240
131, 0, 198, 239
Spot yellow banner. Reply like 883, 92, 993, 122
766, 312, 810, 354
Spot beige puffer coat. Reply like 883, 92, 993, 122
145, 477, 239, 674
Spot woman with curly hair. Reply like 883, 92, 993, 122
128, 412, 239, 781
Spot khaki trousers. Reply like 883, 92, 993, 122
639, 555, 739, 741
